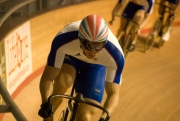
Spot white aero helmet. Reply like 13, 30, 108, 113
79, 14, 108, 42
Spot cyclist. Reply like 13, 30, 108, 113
111, 0, 154, 51
158, 0, 180, 41
38, 14, 125, 121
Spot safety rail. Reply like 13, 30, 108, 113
0, 77, 27, 120
0, 0, 36, 27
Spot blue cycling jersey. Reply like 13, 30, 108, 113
118, 0, 154, 13
47, 20, 124, 85
167, 0, 178, 4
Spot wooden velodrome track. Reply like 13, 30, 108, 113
1, 0, 180, 121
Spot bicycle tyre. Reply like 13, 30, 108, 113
58, 110, 65, 121
158, 38, 165, 48
144, 33, 155, 52
117, 31, 130, 58
144, 18, 162, 52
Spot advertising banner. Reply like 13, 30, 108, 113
4, 21, 32, 94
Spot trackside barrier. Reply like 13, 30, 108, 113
0, 77, 27, 120
0, 0, 36, 27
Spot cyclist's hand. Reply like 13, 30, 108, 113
109, 14, 118, 25
38, 102, 53, 119
99, 117, 108, 121
109, 20, 113, 25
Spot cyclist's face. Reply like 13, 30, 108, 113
79, 37, 107, 59
80, 45, 100, 59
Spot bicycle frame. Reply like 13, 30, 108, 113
159, 2, 176, 32
110, 15, 139, 58
144, 2, 174, 52
47, 81, 110, 121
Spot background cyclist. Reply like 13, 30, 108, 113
38, 14, 124, 121
158, 0, 180, 41
111, 0, 154, 51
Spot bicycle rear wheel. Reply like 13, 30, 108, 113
159, 38, 165, 48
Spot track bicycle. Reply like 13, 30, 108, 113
109, 15, 140, 58
144, 2, 175, 52
47, 80, 110, 121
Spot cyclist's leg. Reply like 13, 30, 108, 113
166, 0, 179, 28
118, 2, 139, 49
117, 17, 128, 38
46, 55, 79, 121
119, 1, 137, 37
75, 98, 100, 121
128, 6, 145, 51
74, 64, 106, 121
120, 2, 146, 51
117, 1, 139, 38
162, 0, 179, 40
158, 0, 168, 18
52, 64, 76, 110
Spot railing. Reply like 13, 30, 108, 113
0, 77, 27, 121
0, 0, 36, 27
0, 1, 35, 120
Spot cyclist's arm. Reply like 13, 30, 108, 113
39, 44, 65, 103
39, 66, 60, 103
100, 66, 123, 119
139, 0, 154, 31
101, 81, 120, 119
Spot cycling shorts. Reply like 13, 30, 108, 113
63, 54, 106, 103
122, 1, 145, 20
167, 0, 178, 4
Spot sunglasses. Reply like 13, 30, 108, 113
79, 37, 107, 51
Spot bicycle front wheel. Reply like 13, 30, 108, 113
122, 34, 132, 58
158, 38, 165, 48
144, 18, 162, 52
117, 31, 130, 58
144, 33, 155, 53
